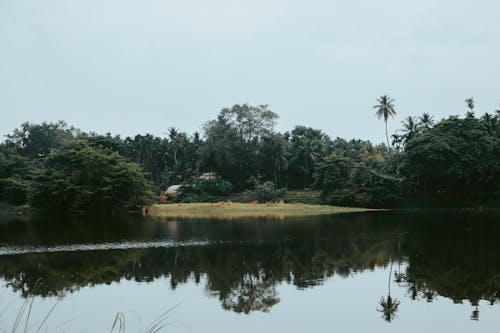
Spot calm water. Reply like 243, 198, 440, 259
0, 211, 499, 332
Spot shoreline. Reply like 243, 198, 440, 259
145, 202, 381, 219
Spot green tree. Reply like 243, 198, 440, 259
418, 113, 435, 130
0, 144, 31, 204
373, 95, 397, 158
259, 134, 288, 188
6, 121, 79, 159
286, 126, 327, 189
219, 104, 278, 143
393, 116, 418, 149
30, 141, 154, 210
200, 104, 279, 190
400, 114, 500, 193
314, 155, 400, 208
465, 97, 475, 112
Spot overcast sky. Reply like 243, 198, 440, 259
1, 0, 499, 143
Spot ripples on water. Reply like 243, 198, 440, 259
0, 239, 218, 255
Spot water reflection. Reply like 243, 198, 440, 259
377, 259, 400, 322
0, 211, 499, 320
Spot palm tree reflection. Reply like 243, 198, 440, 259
378, 295, 400, 322
470, 306, 479, 321
377, 258, 401, 322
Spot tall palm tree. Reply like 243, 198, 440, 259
168, 127, 182, 166
373, 95, 397, 158
300, 137, 319, 189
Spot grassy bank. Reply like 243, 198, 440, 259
146, 202, 378, 219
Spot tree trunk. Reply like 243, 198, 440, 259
385, 121, 392, 159
388, 257, 393, 296
274, 164, 278, 189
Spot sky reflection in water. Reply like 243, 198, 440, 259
0, 211, 499, 332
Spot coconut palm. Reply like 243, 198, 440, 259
301, 138, 319, 189
418, 113, 434, 130
373, 95, 397, 158
465, 97, 475, 111
361, 143, 383, 166
401, 116, 418, 144
168, 127, 182, 166
481, 113, 499, 135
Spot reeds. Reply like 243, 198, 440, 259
1, 280, 179, 333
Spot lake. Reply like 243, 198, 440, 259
0, 210, 499, 332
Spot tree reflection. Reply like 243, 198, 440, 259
378, 295, 400, 322
377, 258, 400, 322
470, 306, 479, 321
220, 272, 279, 313
0, 211, 500, 317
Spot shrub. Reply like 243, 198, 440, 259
245, 181, 286, 203
176, 178, 233, 203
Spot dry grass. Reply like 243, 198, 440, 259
145, 202, 378, 219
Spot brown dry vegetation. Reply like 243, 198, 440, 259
145, 202, 379, 219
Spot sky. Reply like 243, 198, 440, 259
1, 0, 499, 144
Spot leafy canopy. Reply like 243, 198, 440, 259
30, 141, 154, 210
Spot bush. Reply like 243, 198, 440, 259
194, 178, 233, 196
245, 181, 286, 203
176, 178, 233, 203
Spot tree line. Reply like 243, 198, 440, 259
1, 98, 499, 210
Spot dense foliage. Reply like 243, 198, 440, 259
245, 179, 287, 203
398, 113, 500, 193
30, 141, 154, 210
314, 155, 400, 208
1, 100, 499, 209
177, 178, 233, 203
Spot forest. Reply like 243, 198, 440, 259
1, 97, 499, 210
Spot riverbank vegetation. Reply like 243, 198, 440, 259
1, 98, 499, 211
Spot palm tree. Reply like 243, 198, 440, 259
401, 116, 418, 144
481, 113, 498, 135
361, 143, 382, 166
301, 138, 319, 189
465, 97, 475, 111
418, 113, 434, 130
264, 134, 288, 188
274, 154, 288, 189
373, 95, 397, 158
168, 127, 182, 166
